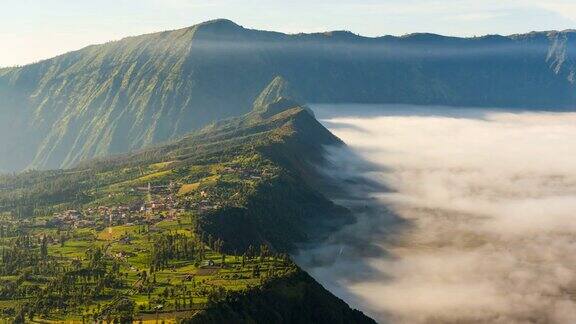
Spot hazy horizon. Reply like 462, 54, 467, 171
1, 0, 575, 67
2, 19, 573, 70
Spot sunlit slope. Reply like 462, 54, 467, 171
0, 95, 374, 323
0, 19, 574, 171
0, 92, 347, 253
0, 92, 371, 321
0, 20, 275, 171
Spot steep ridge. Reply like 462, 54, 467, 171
198, 97, 351, 252
0, 78, 349, 253
0, 19, 575, 171
0, 81, 373, 322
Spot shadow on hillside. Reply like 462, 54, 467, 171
293, 144, 408, 323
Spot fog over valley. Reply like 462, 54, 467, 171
2, 7, 576, 322
296, 104, 576, 323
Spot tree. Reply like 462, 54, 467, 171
40, 236, 48, 259
259, 244, 269, 263
99, 298, 135, 323
60, 233, 67, 247
14, 307, 25, 324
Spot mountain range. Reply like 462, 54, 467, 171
0, 19, 574, 171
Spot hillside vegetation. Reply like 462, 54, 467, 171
0, 87, 370, 322
185, 270, 375, 324
0, 19, 574, 171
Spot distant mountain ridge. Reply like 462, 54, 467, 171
0, 19, 574, 171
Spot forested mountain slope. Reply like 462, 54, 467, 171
0, 88, 348, 252
0, 19, 574, 171
185, 270, 375, 324
0, 91, 374, 322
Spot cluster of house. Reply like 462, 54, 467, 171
49, 209, 95, 228
85, 205, 144, 227
180, 189, 221, 214
141, 194, 179, 213
46, 166, 274, 230
49, 187, 187, 229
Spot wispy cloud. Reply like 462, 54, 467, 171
531, 0, 576, 23
450, 12, 506, 22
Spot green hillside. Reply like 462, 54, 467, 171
185, 270, 375, 324
0, 19, 574, 171
0, 89, 372, 322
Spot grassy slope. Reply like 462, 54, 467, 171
197, 99, 352, 253
0, 98, 373, 321
0, 105, 347, 251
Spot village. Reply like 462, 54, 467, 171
0, 108, 305, 322
47, 164, 273, 231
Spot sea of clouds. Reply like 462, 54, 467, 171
295, 106, 576, 323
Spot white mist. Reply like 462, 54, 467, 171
295, 105, 576, 323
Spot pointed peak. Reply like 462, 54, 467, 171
250, 76, 314, 119
253, 76, 299, 110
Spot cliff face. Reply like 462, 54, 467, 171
1, 19, 574, 171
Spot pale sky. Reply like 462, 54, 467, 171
1, 0, 575, 67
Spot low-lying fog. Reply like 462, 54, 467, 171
295, 104, 576, 323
